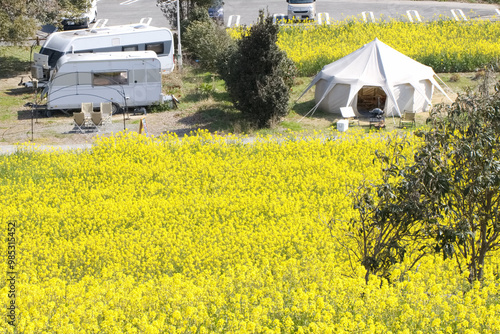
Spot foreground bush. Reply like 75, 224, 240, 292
0, 130, 499, 333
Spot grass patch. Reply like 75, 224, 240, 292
0, 86, 36, 122
437, 71, 500, 93
280, 120, 304, 132
162, 67, 244, 133
0, 46, 38, 78
0, 46, 41, 123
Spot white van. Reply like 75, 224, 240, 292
62, 0, 98, 30
287, 0, 316, 21
42, 51, 164, 114
29, 20, 174, 87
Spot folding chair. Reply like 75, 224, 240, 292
90, 111, 103, 131
81, 102, 93, 117
100, 102, 112, 125
73, 112, 87, 133
400, 111, 416, 128
340, 106, 359, 126
80, 102, 93, 126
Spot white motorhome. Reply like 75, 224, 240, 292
30, 20, 174, 86
42, 51, 164, 114
286, 0, 316, 21
62, 0, 98, 30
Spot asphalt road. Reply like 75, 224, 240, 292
95, 0, 499, 27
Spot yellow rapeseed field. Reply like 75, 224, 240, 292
0, 130, 499, 333
229, 20, 500, 76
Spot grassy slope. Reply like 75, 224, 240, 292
0, 46, 40, 124
160, 66, 499, 135
1, 46, 498, 137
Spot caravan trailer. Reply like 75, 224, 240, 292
42, 51, 164, 114
29, 20, 174, 86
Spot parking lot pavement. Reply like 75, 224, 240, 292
96, 0, 500, 27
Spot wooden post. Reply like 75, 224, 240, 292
139, 117, 147, 135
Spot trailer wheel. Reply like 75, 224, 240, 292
111, 102, 121, 115
45, 109, 52, 118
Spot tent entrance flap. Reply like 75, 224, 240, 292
356, 86, 386, 112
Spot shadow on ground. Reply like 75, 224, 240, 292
17, 108, 72, 121
292, 100, 338, 123
0, 56, 32, 80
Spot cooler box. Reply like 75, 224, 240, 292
337, 119, 349, 132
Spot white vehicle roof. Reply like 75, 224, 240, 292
55, 50, 160, 69
44, 23, 172, 52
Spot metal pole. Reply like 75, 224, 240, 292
176, 0, 183, 69
31, 108, 34, 141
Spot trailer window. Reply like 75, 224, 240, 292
75, 49, 93, 54
146, 43, 164, 55
40, 48, 65, 68
165, 40, 172, 53
123, 45, 138, 51
92, 71, 128, 86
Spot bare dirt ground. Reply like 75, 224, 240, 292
0, 73, 212, 147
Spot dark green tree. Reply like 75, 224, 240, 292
329, 135, 428, 284
156, 0, 213, 27
333, 72, 500, 284
406, 76, 500, 282
0, 0, 91, 44
219, 11, 296, 128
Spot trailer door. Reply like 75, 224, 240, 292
132, 63, 162, 105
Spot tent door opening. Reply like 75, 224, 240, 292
356, 86, 386, 112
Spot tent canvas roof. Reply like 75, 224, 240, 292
299, 38, 451, 117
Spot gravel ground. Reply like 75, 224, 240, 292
0, 109, 206, 154
0, 72, 213, 153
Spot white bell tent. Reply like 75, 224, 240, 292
298, 38, 451, 117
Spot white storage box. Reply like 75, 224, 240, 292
337, 119, 349, 132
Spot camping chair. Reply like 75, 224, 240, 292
100, 102, 112, 125
340, 107, 359, 126
400, 111, 416, 128
90, 111, 103, 131
73, 112, 87, 133
81, 102, 93, 117
81, 102, 93, 125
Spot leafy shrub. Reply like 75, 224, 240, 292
183, 18, 234, 71
220, 11, 296, 128
148, 100, 175, 113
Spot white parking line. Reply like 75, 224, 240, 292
120, 0, 140, 5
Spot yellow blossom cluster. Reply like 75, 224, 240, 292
229, 20, 500, 76
0, 130, 499, 333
